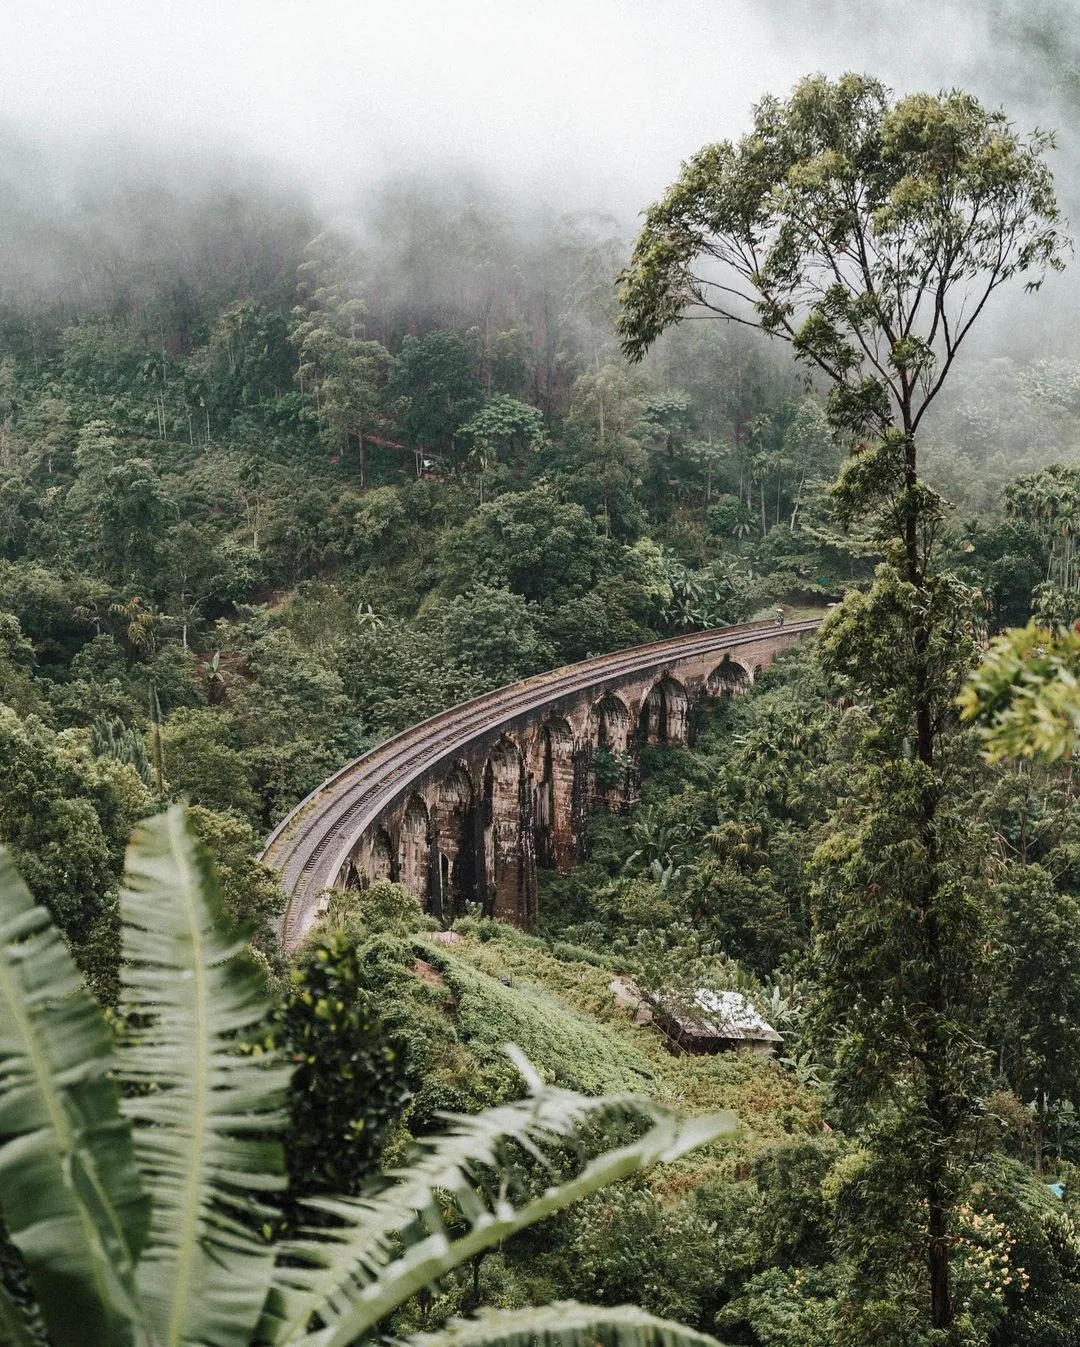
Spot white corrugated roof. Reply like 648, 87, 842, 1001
609, 977, 782, 1042
691, 989, 782, 1041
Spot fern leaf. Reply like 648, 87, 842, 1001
405, 1302, 729, 1347
117, 807, 290, 1347
265, 1064, 734, 1347
0, 848, 149, 1347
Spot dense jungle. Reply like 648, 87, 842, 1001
7, 7, 1080, 1347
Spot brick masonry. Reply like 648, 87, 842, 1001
333, 623, 812, 931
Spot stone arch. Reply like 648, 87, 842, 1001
592, 692, 632, 755
369, 827, 394, 882
482, 736, 526, 922
437, 763, 476, 914
707, 655, 752, 697
535, 716, 575, 869
398, 793, 431, 905
440, 762, 473, 811
639, 675, 690, 745
343, 825, 394, 890
587, 692, 633, 809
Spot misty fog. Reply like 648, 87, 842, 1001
1, 0, 1078, 359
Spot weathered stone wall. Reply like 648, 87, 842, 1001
340, 624, 805, 927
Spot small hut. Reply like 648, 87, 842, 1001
611, 977, 782, 1056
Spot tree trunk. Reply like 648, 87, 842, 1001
791, 469, 806, 530
928, 1194, 952, 1329
904, 410, 955, 1333
149, 684, 165, 796
1035, 1093, 1046, 1177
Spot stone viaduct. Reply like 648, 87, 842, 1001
262, 618, 819, 950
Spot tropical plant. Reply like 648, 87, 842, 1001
199, 650, 231, 704
622, 804, 693, 874
90, 716, 154, 787
1004, 465, 1080, 594
0, 805, 736, 1347
960, 620, 1080, 763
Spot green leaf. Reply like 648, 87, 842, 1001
959, 621, 1080, 763
265, 1060, 735, 1347
117, 806, 290, 1347
406, 1302, 730, 1347
0, 847, 150, 1347
0, 1279, 46, 1347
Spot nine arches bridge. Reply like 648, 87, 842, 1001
261, 617, 820, 950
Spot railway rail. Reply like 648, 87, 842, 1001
262, 617, 821, 947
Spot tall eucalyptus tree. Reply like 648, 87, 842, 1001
618, 73, 1068, 1333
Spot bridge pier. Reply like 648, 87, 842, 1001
341, 663, 763, 930
433, 765, 476, 915
533, 717, 576, 869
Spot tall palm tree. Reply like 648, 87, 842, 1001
0, 807, 734, 1347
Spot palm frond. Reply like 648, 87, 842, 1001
266, 1051, 735, 1347
116, 807, 290, 1347
0, 847, 149, 1347
0, 1283, 40, 1347
406, 1302, 729, 1347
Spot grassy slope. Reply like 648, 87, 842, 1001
417, 927, 822, 1162
365, 924, 827, 1325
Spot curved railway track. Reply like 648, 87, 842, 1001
262, 617, 821, 946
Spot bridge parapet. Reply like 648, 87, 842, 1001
262, 618, 820, 950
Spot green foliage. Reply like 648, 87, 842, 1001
960, 621, 1080, 762
161, 708, 260, 820
394, 330, 484, 459
619, 75, 1065, 408
981, 1158, 1080, 1347
422, 584, 555, 688
118, 808, 290, 1347
270, 928, 411, 1204
0, 613, 43, 717
339, 618, 484, 735
460, 395, 547, 467
438, 485, 612, 605
184, 805, 285, 957
0, 706, 126, 964
67, 422, 170, 585
1004, 464, 1080, 595
565, 1186, 725, 1324
0, 846, 149, 1347
405, 1303, 725, 1347
989, 867, 1080, 1128
432, 948, 656, 1096
0, 806, 734, 1347
591, 746, 628, 791
342, 878, 431, 938
90, 716, 153, 787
